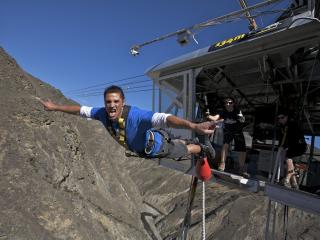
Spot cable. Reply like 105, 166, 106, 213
65, 74, 145, 94
73, 82, 153, 96
70, 80, 152, 96
196, 0, 285, 29
73, 81, 152, 96
68, 78, 149, 95
249, 8, 290, 18
122, 84, 153, 90
75, 88, 158, 98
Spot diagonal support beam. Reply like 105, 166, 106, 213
217, 67, 254, 107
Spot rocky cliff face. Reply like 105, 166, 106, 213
0, 47, 153, 239
0, 47, 319, 240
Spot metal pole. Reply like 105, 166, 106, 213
268, 102, 279, 182
265, 200, 272, 240
238, 0, 259, 30
177, 176, 199, 240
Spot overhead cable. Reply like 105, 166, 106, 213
70, 79, 152, 96
65, 74, 145, 94
75, 87, 157, 97
74, 83, 153, 97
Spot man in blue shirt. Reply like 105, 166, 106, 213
41, 85, 216, 159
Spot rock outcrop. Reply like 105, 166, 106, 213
0, 46, 319, 240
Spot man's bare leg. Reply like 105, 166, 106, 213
172, 139, 201, 155
239, 151, 249, 177
187, 144, 201, 154
239, 151, 246, 170
285, 158, 298, 189
219, 143, 229, 171
174, 139, 215, 159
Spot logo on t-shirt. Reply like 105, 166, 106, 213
224, 118, 237, 124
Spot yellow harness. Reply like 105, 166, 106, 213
118, 117, 126, 146
106, 105, 131, 148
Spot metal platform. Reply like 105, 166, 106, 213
155, 157, 320, 215
265, 183, 320, 215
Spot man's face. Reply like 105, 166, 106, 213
277, 114, 288, 126
104, 92, 125, 121
224, 99, 234, 112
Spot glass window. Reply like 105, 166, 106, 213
305, 136, 320, 156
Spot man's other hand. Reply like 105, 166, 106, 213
40, 99, 58, 111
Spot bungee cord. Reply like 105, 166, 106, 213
201, 181, 206, 240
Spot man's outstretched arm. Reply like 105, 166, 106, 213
40, 99, 81, 115
166, 115, 216, 135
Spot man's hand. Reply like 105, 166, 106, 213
237, 111, 245, 123
166, 115, 222, 135
193, 121, 217, 135
38, 99, 81, 115
40, 99, 58, 111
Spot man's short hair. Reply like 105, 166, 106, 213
104, 85, 125, 99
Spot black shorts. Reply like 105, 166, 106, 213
223, 131, 246, 152
167, 139, 189, 159
145, 129, 188, 159
286, 143, 307, 159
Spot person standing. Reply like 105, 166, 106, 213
277, 110, 307, 189
208, 97, 248, 176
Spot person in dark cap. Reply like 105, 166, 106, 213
277, 109, 307, 189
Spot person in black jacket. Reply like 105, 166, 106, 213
277, 110, 307, 189
208, 97, 247, 176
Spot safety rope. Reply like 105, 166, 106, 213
201, 181, 206, 240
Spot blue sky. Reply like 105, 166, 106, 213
0, 0, 290, 110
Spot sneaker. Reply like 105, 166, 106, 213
290, 177, 299, 190
242, 172, 250, 178
218, 162, 225, 171
199, 143, 216, 160
283, 178, 291, 188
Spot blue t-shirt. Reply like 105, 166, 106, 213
89, 106, 154, 153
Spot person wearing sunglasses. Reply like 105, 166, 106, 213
208, 97, 248, 176
277, 109, 307, 189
